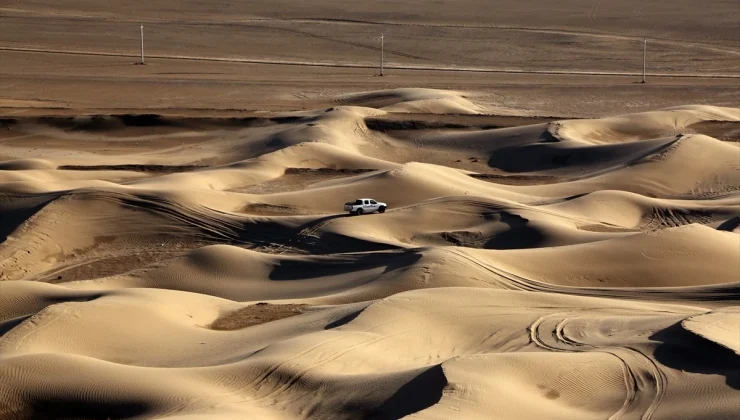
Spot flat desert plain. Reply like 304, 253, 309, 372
1, 1, 739, 419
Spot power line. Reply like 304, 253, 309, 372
6, 45, 737, 79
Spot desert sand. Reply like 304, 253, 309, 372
1, 2, 740, 420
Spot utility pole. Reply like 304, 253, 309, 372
380, 33, 384, 76
642, 38, 647, 83
140, 24, 145, 65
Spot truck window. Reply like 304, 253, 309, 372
370, 200, 377, 204
364, 200, 369, 205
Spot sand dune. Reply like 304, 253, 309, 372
471, 224, 739, 288
1, 89, 738, 419
682, 307, 740, 355
554, 105, 740, 144
2, 287, 737, 419
338, 89, 484, 114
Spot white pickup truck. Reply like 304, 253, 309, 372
344, 198, 387, 215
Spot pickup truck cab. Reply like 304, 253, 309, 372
344, 198, 387, 215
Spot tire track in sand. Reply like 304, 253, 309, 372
530, 311, 668, 420
589, 1, 603, 26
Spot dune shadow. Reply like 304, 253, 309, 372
0, 315, 32, 338
34, 114, 176, 131
365, 365, 447, 420
58, 164, 206, 173
29, 399, 150, 420
285, 213, 352, 252
0, 194, 59, 244
270, 249, 423, 281
717, 216, 740, 232
306, 231, 403, 254
482, 212, 546, 249
650, 322, 739, 389
273, 213, 405, 255
324, 309, 364, 330
433, 211, 547, 250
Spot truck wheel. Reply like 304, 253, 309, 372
378, 206, 386, 214
356, 208, 363, 216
